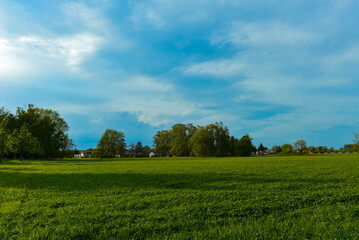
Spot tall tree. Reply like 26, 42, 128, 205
211, 122, 231, 157
169, 124, 196, 156
237, 135, 256, 156
189, 126, 213, 157
7, 124, 40, 161
169, 124, 187, 156
258, 143, 265, 153
15, 105, 71, 158
293, 139, 307, 153
135, 141, 143, 154
189, 122, 231, 157
96, 129, 126, 158
0, 119, 9, 162
153, 130, 171, 157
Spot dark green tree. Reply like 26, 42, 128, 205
142, 145, 151, 155
7, 124, 40, 161
169, 124, 187, 156
0, 108, 15, 161
189, 122, 231, 157
15, 105, 71, 158
237, 134, 255, 156
189, 126, 213, 157
97, 129, 126, 158
169, 123, 197, 156
0, 119, 9, 162
258, 143, 265, 153
153, 130, 171, 157
135, 141, 143, 155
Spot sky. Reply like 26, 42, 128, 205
1, 0, 359, 149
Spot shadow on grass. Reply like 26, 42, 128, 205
0, 171, 343, 192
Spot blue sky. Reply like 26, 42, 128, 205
1, 0, 359, 149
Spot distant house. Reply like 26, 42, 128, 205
73, 150, 93, 158
256, 143, 268, 155
256, 149, 269, 155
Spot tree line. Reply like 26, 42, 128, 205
93, 129, 152, 158
92, 124, 359, 158
2, 105, 358, 160
258, 136, 359, 155
92, 122, 256, 158
152, 122, 255, 157
0, 105, 73, 161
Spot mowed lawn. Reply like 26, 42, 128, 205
1, 155, 359, 239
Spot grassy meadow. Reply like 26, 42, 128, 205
1, 154, 359, 239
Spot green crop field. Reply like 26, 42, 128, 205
1, 155, 359, 239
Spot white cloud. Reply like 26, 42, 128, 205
211, 22, 322, 48
18, 33, 103, 66
51, 73, 238, 128
52, 74, 195, 126
0, 1, 111, 81
181, 18, 359, 142
184, 59, 244, 77
57, 33, 103, 66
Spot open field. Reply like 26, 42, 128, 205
1, 155, 359, 239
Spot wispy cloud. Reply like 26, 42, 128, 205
211, 22, 322, 48
184, 59, 243, 77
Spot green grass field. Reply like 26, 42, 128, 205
1, 155, 359, 239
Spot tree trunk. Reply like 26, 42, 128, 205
0, 153, 3, 163
20, 153, 24, 161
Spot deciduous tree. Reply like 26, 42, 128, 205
294, 139, 307, 153
281, 144, 293, 154
14, 105, 72, 158
153, 130, 171, 157
169, 123, 197, 156
97, 129, 126, 158
189, 122, 231, 157
7, 124, 40, 161
237, 135, 255, 156
0, 119, 9, 162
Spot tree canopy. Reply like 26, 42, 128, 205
96, 129, 126, 158
154, 122, 254, 157
294, 139, 307, 153
0, 105, 73, 160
